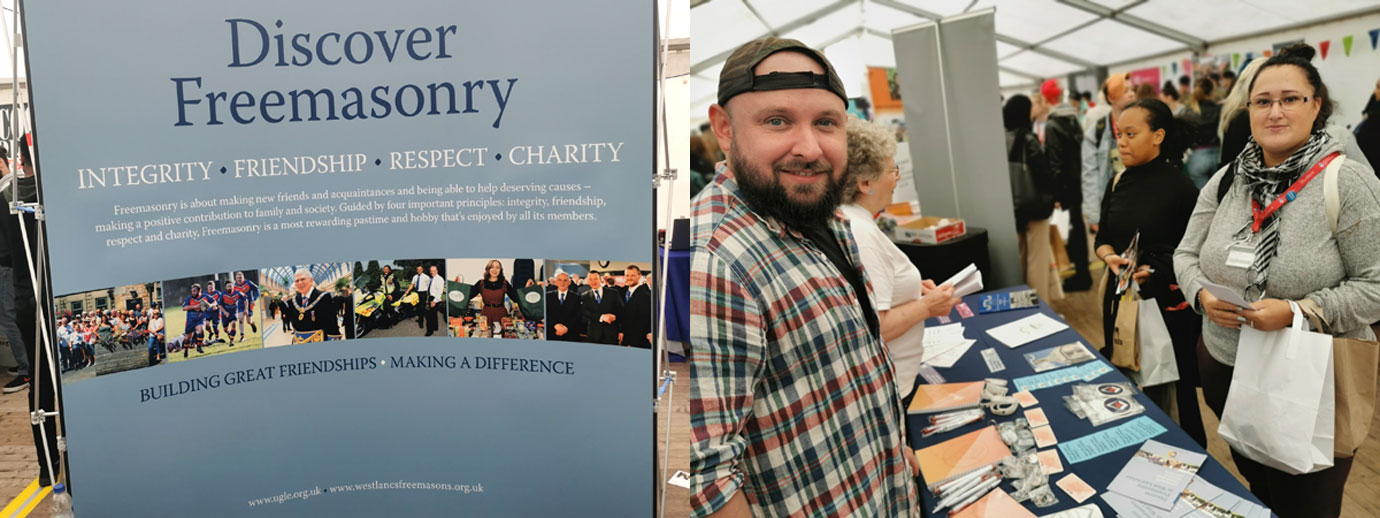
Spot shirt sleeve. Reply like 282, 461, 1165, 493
855, 238, 895, 312
689, 249, 766, 517
1174, 167, 1227, 314
431, 278, 445, 299
1081, 121, 1104, 225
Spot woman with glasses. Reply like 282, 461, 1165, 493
841, 115, 960, 400
1175, 43, 1380, 518
1093, 98, 1204, 446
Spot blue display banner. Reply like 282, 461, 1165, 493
23, 1, 653, 516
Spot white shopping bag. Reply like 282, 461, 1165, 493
1219, 301, 1335, 474
1128, 298, 1179, 387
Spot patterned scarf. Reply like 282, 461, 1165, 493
1234, 130, 1332, 299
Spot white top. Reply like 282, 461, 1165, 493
428, 275, 445, 299
843, 203, 926, 398
413, 273, 431, 292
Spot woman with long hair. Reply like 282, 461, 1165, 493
467, 260, 526, 325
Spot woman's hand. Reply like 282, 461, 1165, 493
1105, 254, 1130, 276
1240, 298, 1295, 332
1131, 265, 1153, 285
922, 284, 961, 319
1199, 288, 1248, 329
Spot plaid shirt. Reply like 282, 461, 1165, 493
689, 164, 918, 517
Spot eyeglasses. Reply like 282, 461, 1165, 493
1249, 95, 1312, 112
888, 166, 900, 179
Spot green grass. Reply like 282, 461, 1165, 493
163, 302, 264, 363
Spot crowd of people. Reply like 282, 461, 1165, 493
690, 35, 1380, 518
54, 306, 163, 372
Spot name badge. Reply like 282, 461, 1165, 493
1225, 243, 1255, 269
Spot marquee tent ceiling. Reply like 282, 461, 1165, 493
690, 0, 1379, 117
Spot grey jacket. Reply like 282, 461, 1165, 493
1081, 112, 1116, 225
1174, 137, 1380, 365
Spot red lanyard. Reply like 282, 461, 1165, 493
1250, 152, 1340, 232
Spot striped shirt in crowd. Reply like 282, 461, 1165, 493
689, 164, 919, 517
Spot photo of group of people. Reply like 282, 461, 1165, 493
351, 260, 444, 338
52, 257, 653, 383
53, 283, 162, 384
544, 260, 653, 348
162, 271, 263, 362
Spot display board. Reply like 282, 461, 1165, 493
23, 1, 652, 516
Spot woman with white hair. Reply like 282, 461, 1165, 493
841, 115, 961, 400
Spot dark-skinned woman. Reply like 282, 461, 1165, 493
1094, 98, 1205, 447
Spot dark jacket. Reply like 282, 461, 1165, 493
1194, 100, 1222, 148
581, 286, 623, 345
545, 288, 584, 342
1043, 103, 1084, 205
1007, 128, 1056, 229
618, 284, 652, 348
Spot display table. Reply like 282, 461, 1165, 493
893, 226, 990, 285
908, 285, 1264, 516
659, 247, 690, 343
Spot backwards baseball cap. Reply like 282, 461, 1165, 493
716, 36, 847, 108
1040, 79, 1062, 104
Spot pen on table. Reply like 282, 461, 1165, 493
933, 471, 998, 512
942, 476, 1001, 516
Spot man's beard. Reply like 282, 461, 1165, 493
731, 154, 841, 231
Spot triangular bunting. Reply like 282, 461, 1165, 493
1344, 35, 1354, 56
1320, 40, 1330, 60
1246, 52, 1254, 62
1171, 62, 1178, 74
1371, 29, 1379, 50
1233, 53, 1241, 69
1263, 50, 1272, 57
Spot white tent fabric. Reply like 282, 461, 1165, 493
690, 0, 1379, 118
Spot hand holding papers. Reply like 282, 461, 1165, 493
1199, 279, 1254, 310
941, 263, 984, 298
1113, 232, 1140, 296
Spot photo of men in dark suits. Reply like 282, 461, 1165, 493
581, 272, 622, 345
618, 265, 652, 349
545, 272, 584, 342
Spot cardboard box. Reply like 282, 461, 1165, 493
893, 216, 966, 244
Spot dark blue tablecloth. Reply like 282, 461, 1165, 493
909, 286, 1265, 516
659, 247, 690, 343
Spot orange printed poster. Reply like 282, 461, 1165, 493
906, 381, 984, 414
950, 488, 1036, 518
915, 425, 1013, 490
867, 67, 903, 112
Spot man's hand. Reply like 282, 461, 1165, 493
1090, 223, 1099, 234
602, 314, 617, 324
1199, 288, 1247, 329
554, 323, 568, 336
1241, 298, 1295, 332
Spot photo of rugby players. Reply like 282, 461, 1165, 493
161, 272, 264, 362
